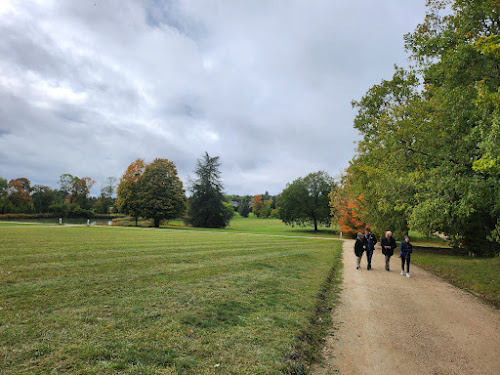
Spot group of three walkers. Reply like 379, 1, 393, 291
354, 228, 413, 278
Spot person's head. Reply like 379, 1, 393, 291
365, 228, 371, 235
385, 231, 392, 239
404, 235, 410, 243
357, 232, 364, 240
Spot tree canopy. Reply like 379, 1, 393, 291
334, 0, 500, 255
279, 171, 334, 231
187, 152, 234, 228
116, 158, 186, 227
139, 158, 187, 227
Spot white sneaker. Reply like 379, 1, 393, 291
406, 273, 411, 278
401, 270, 405, 275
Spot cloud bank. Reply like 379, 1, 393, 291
0, 0, 427, 195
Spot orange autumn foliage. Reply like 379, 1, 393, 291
330, 186, 366, 239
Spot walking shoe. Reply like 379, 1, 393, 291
401, 270, 405, 275
356, 266, 360, 269
406, 273, 411, 278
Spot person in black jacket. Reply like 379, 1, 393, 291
400, 235, 413, 278
381, 231, 397, 271
363, 228, 377, 270
354, 232, 364, 269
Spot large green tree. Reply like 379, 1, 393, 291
278, 171, 334, 231
345, 0, 500, 255
31, 185, 56, 213
139, 158, 187, 227
187, 152, 234, 228
7, 178, 34, 213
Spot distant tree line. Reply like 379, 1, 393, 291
1, 152, 336, 231
0, 173, 117, 217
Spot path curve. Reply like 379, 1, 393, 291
312, 239, 500, 375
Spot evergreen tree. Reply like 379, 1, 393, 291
238, 195, 251, 218
187, 152, 233, 228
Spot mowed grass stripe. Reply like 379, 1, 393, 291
0, 227, 342, 374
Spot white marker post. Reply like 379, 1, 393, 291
59, 218, 62, 225
87, 219, 90, 227
340, 232, 342, 240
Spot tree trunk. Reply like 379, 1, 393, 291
314, 219, 318, 231
154, 218, 160, 227
135, 217, 138, 227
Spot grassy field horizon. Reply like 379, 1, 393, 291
0, 226, 342, 374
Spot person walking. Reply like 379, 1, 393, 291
364, 228, 377, 270
381, 231, 397, 271
400, 235, 413, 278
354, 232, 365, 269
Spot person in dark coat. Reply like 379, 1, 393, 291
354, 232, 364, 269
363, 228, 377, 270
400, 235, 413, 278
381, 230, 397, 271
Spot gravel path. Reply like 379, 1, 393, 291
311, 239, 500, 375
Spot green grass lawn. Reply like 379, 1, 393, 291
115, 213, 340, 238
412, 251, 500, 308
0, 226, 342, 374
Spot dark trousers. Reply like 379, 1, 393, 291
366, 250, 373, 269
385, 255, 391, 270
401, 256, 410, 273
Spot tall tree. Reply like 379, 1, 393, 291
278, 171, 334, 231
187, 152, 233, 228
101, 177, 117, 198
139, 158, 187, 227
252, 195, 265, 218
31, 185, 56, 213
69, 177, 95, 209
8, 178, 33, 211
116, 159, 146, 225
346, 0, 500, 255
95, 177, 117, 214
59, 174, 75, 193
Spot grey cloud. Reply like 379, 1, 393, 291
0, 0, 427, 195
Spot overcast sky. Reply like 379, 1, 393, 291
0, 0, 427, 196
